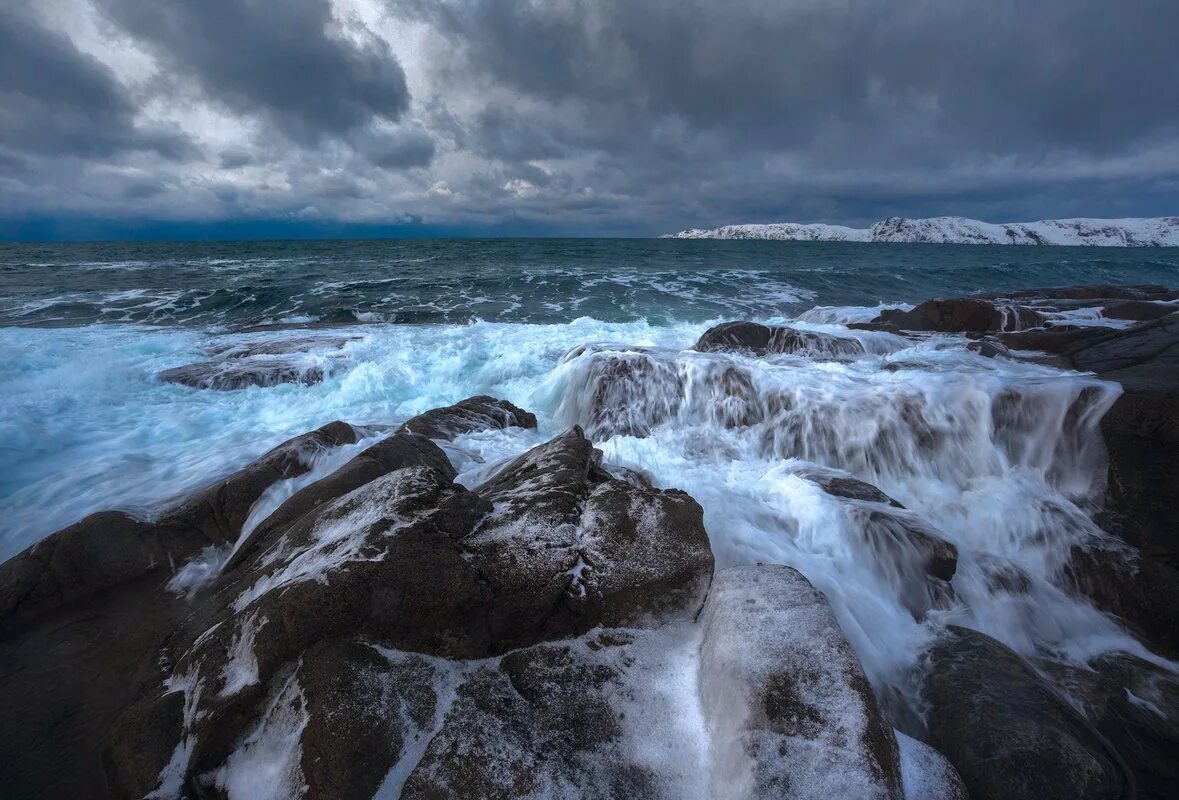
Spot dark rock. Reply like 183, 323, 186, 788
400, 630, 674, 799
800, 470, 905, 507
800, 471, 957, 615
400, 395, 537, 440
205, 335, 358, 360
1063, 653, 1179, 800
699, 565, 905, 799
874, 298, 1044, 333
695, 321, 866, 358
1063, 540, 1179, 659
223, 429, 455, 572
923, 625, 1133, 800
468, 427, 712, 650
574, 350, 684, 439
1100, 300, 1177, 322
296, 640, 440, 800
0, 511, 192, 630
159, 358, 326, 390
966, 337, 1011, 358
158, 420, 359, 545
982, 285, 1179, 302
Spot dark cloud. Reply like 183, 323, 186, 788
97, 0, 411, 143
0, 5, 193, 160
405, 0, 1179, 166
2, 0, 1177, 235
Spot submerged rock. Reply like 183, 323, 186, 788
923, 625, 1132, 800
699, 565, 905, 800
695, 321, 866, 358
159, 358, 326, 390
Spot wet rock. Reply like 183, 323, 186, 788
983, 284, 1179, 302
159, 358, 326, 390
223, 430, 455, 572
1063, 540, 1179, 659
0, 422, 357, 629
400, 395, 537, 440
94, 421, 713, 797
205, 335, 358, 360
801, 471, 957, 615
1063, 653, 1179, 800
573, 350, 685, 438
158, 420, 359, 544
467, 426, 713, 649
699, 565, 904, 800
874, 298, 1045, 333
1100, 300, 1177, 322
401, 631, 675, 800
966, 336, 1011, 358
695, 321, 866, 358
922, 625, 1132, 800
800, 470, 904, 507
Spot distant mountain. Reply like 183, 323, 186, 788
663, 216, 1179, 246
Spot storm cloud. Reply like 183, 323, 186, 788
2, 0, 1177, 237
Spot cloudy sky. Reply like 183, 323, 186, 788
2, 0, 1177, 239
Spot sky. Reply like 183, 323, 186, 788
2, 0, 1178, 240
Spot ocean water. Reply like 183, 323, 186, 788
3, 238, 1177, 709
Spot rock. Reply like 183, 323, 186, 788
571, 349, 685, 439
1063, 653, 1179, 800
400, 395, 537, 440
158, 420, 359, 544
983, 284, 1179, 302
205, 335, 358, 360
0, 422, 357, 629
922, 625, 1132, 800
799, 470, 904, 507
1063, 540, 1179, 659
698, 565, 904, 800
695, 321, 866, 358
896, 732, 969, 800
966, 336, 1011, 358
800, 471, 958, 615
1100, 300, 1177, 322
466, 426, 712, 649
400, 631, 677, 800
874, 298, 1044, 333
223, 430, 456, 572
159, 358, 326, 390
95, 421, 713, 797
1070, 316, 1179, 567
0, 511, 190, 630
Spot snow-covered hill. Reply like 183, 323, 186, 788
664, 216, 1179, 246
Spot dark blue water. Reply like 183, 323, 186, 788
2, 239, 1176, 328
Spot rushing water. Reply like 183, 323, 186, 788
2, 238, 1177, 710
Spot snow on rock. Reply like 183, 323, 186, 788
698, 564, 904, 800
664, 216, 1179, 246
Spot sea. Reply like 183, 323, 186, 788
3, 238, 1177, 697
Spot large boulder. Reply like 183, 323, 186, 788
874, 298, 1044, 333
1058, 653, 1179, 800
399, 395, 537, 440
698, 565, 905, 800
695, 321, 866, 358
98, 422, 714, 797
1063, 539, 1179, 659
0, 421, 358, 629
922, 625, 1133, 800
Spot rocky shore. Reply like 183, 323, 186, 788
2, 285, 1178, 799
